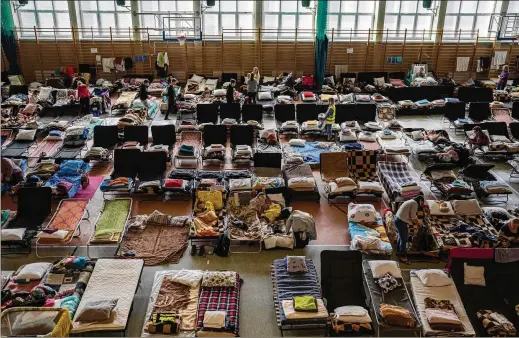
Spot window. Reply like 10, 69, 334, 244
263, 0, 314, 39
327, 1, 376, 39
139, 0, 196, 39
445, 0, 502, 38
383, 0, 434, 39
78, 0, 132, 38
15, 0, 71, 38
203, 0, 254, 38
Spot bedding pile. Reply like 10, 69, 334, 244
191, 190, 225, 238
377, 161, 422, 201
227, 193, 262, 241
348, 204, 392, 255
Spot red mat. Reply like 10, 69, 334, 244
73, 176, 104, 200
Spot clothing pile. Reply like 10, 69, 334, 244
476, 310, 517, 336
380, 304, 416, 327
178, 145, 195, 156
63, 127, 88, 147
192, 201, 220, 237
424, 298, 464, 332
4, 93, 28, 105
285, 210, 317, 241
234, 145, 252, 159
84, 147, 109, 160
26, 161, 59, 180
399, 182, 421, 199
280, 120, 299, 133
100, 177, 133, 192
119, 141, 142, 150
118, 112, 143, 127
204, 144, 225, 160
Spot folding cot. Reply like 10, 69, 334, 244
282, 141, 341, 167
256, 128, 282, 154
190, 185, 227, 249
87, 198, 132, 257
1, 187, 52, 254
220, 102, 241, 122
44, 160, 91, 198
2, 130, 37, 158
362, 260, 422, 336
445, 101, 469, 134
284, 163, 319, 202
349, 203, 392, 255
135, 151, 167, 197
71, 259, 144, 335
467, 102, 491, 122
252, 152, 286, 196
27, 134, 63, 161
141, 270, 201, 336
53, 128, 89, 162
410, 269, 476, 336
378, 135, 411, 161
230, 124, 254, 164
403, 128, 441, 160
321, 250, 374, 336
123, 124, 149, 149
227, 191, 262, 253
35, 198, 90, 258
100, 149, 140, 196
297, 103, 321, 138
194, 169, 226, 191
348, 150, 385, 199
241, 103, 263, 125
271, 258, 328, 336
459, 164, 512, 203
201, 124, 228, 166
196, 103, 219, 124
275, 103, 298, 136
84, 125, 120, 161
422, 163, 474, 200
377, 161, 423, 210
196, 271, 242, 337
111, 91, 137, 113
174, 131, 202, 168
150, 125, 176, 161
321, 152, 355, 203
483, 121, 519, 158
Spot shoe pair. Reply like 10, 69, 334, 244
190, 244, 206, 257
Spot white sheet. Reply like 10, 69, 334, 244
71, 259, 144, 333
410, 272, 475, 337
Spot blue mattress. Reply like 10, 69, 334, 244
273, 258, 325, 324
349, 217, 392, 255
286, 142, 335, 165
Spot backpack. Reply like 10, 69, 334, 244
214, 232, 230, 257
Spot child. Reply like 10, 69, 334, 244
468, 126, 490, 153
77, 81, 90, 115
497, 65, 510, 90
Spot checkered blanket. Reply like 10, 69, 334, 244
376, 161, 422, 200
347, 150, 378, 182
196, 273, 241, 336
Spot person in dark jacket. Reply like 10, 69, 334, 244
226, 79, 236, 103
164, 78, 178, 120
139, 79, 149, 106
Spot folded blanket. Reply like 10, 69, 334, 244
281, 299, 328, 319
293, 295, 317, 312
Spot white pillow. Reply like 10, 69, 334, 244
334, 306, 372, 324
368, 260, 402, 278
184, 94, 196, 99
411, 130, 425, 140
430, 170, 456, 180
359, 132, 377, 142
289, 138, 305, 147
15, 129, 37, 141
44, 134, 64, 141
491, 135, 511, 142
229, 178, 252, 191
258, 91, 272, 101
277, 95, 291, 101
325, 76, 335, 86
452, 199, 482, 216
464, 263, 485, 286
190, 74, 204, 83
263, 76, 276, 82
374, 77, 385, 86
426, 200, 455, 216
15, 262, 52, 280
340, 133, 358, 142
357, 181, 384, 193
205, 78, 218, 86
36, 230, 69, 240
339, 93, 354, 103
267, 193, 286, 208
1, 228, 26, 241
214, 89, 226, 97
328, 182, 356, 193
415, 269, 452, 287
171, 269, 204, 287
348, 203, 378, 224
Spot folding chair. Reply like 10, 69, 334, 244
135, 151, 167, 197
196, 103, 219, 124
513, 101, 519, 120
219, 103, 241, 122
468, 102, 491, 122
275, 103, 297, 136
201, 124, 228, 166
230, 125, 254, 164
151, 124, 176, 161
123, 125, 149, 149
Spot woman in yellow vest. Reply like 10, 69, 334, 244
323, 97, 336, 141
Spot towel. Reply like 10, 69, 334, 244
456, 57, 470, 72
493, 51, 507, 67
293, 295, 318, 312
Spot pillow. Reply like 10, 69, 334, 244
303, 91, 314, 98
11, 311, 57, 336
184, 94, 196, 99
171, 269, 204, 287
263, 76, 276, 83
411, 130, 425, 140
340, 133, 358, 142
1, 228, 26, 241
277, 95, 291, 101
334, 306, 372, 324
15, 262, 52, 280
289, 138, 305, 147
348, 203, 378, 224
190, 74, 204, 83
325, 76, 335, 86
368, 260, 402, 278
359, 132, 377, 142
258, 91, 272, 101
229, 178, 252, 191
15, 129, 37, 141
464, 263, 485, 286
214, 89, 226, 97
287, 256, 307, 272
415, 269, 452, 287
357, 181, 384, 193
44, 133, 64, 141
205, 78, 218, 86
374, 77, 385, 86
36, 230, 69, 240
452, 199, 482, 216
336, 177, 356, 187
430, 170, 456, 180
339, 93, 354, 103
267, 193, 286, 208
76, 299, 118, 322
426, 200, 455, 216
491, 134, 511, 142
329, 182, 356, 193
202, 271, 236, 287
376, 273, 401, 293
344, 77, 356, 85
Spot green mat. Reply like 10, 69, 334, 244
94, 199, 131, 237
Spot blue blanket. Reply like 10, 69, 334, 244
44, 160, 91, 198
287, 142, 335, 165
349, 218, 392, 254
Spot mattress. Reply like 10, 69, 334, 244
90, 199, 131, 244
141, 270, 200, 336
410, 271, 475, 336
71, 259, 144, 333
38, 199, 88, 244
362, 261, 422, 335
282, 142, 340, 165
196, 272, 241, 337
272, 258, 326, 325
114, 91, 137, 109
492, 108, 515, 125
227, 195, 262, 241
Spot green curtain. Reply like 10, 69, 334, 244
1, 0, 21, 74
315, 35, 328, 89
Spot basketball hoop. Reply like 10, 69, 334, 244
177, 35, 186, 46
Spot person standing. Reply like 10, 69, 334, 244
77, 81, 90, 116
394, 196, 424, 257
497, 65, 510, 90
322, 97, 336, 141
164, 78, 178, 120
252, 67, 260, 81
226, 79, 236, 103
246, 73, 257, 104
139, 79, 149, 107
